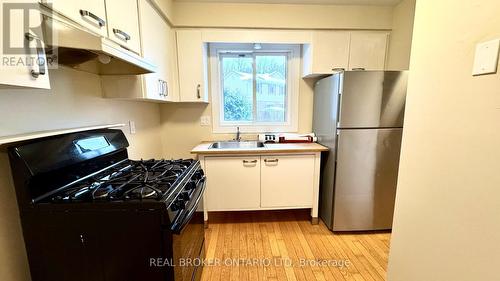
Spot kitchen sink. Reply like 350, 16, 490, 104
209, 141, 265, 149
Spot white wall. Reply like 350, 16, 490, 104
173, 2, 394, 29
0, 68, 163, 281
386, 0, 415, 70
387, 1, 500, 280
159, 2, 399, 159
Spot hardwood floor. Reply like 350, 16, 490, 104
200, 210, 391, 281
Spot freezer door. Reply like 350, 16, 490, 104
313, 74, 341, 229
313, 73, 342, 144
338, 71, 407, 128
333, 128, 403, 231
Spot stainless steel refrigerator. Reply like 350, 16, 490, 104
313, 71, 408, 231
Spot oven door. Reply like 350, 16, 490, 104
172, 177, 206, 281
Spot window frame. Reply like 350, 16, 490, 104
210, 43, 300, 133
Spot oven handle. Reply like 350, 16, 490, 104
172, 177, 206, 234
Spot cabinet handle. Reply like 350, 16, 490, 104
352, 68, 366, 71
332, 68, 345, 72
163, 81, 168, 97
196, 84, 201, 99
158, 79, 164, 97
243, 160, 258, 164
25, 33, 46, 78
112, 28, 131, 41
79, 9, 106, 27
264, 159, 279, 163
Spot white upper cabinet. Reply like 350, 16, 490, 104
101, 0, 176, 102
348, 32, 389, 71
48, 0, 108, 37
176, 30, 208, 102
105, 0, 141, 54
302, 31, 389, 77
303, 31, 350, 77
0, 6, 50, 89
137, 0, 173, 101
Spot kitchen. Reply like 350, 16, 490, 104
1, 1, 499, 281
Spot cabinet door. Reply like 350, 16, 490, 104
105, 0, 141, 54
349, 32, 388, 71
101, 0, 174, 102
0, 6, 50, 89
138, 0, 171, 101
261, 155, 315, 208
205, 156, 261, 210
176, 30, 207, 102
312, 31, 350, 74
49, 0, 108, 37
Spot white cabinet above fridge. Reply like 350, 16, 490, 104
302, 31, 390, 77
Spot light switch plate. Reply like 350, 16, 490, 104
472, 39, 500, 76
129, 121, 136, 134
200, 116, 211, 126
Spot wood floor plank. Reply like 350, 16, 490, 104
251, 214, 267, 281
229, 215, 240, 281
271, 214, 298, 281
337, 235, 377, 281
296, 220, 346, 281
260, 222, 279, 280
202, 210, 391, 281
318, 227, 365, 280
220, 214, 233, 281
358, 235, 389, 271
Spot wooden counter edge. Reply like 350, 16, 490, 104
190, 142, 329, 155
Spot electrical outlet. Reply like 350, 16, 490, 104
129, 121, 136, 134
200, 116, 211, 126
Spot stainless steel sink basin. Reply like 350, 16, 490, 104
209, 141, 265, 149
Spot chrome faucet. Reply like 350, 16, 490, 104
235, 126, 241, 142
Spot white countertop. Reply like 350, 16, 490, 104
191, 142, 329, 155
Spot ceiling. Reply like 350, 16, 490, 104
173, 0, 403, 6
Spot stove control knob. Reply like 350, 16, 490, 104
185, 181, 197, 190
179, 191, 190, 201
193, 170, 204, 180
171, 199, 185, 211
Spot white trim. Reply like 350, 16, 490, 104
201, 29, 312, 44
209, 43, 300, 134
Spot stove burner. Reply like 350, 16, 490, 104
92, 185, 114, 199
127, 186, 158, 199
49, 159, 195, 203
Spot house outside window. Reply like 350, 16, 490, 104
210, 43, 300, 133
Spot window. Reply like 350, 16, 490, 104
210, 43, 300, 133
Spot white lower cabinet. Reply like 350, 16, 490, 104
202, 153, 320, 218
205, 156, 261, 210
261, 155, 315, 208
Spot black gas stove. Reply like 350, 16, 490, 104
8, 129, 205, 281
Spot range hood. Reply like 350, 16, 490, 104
40, 12, 156, 75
